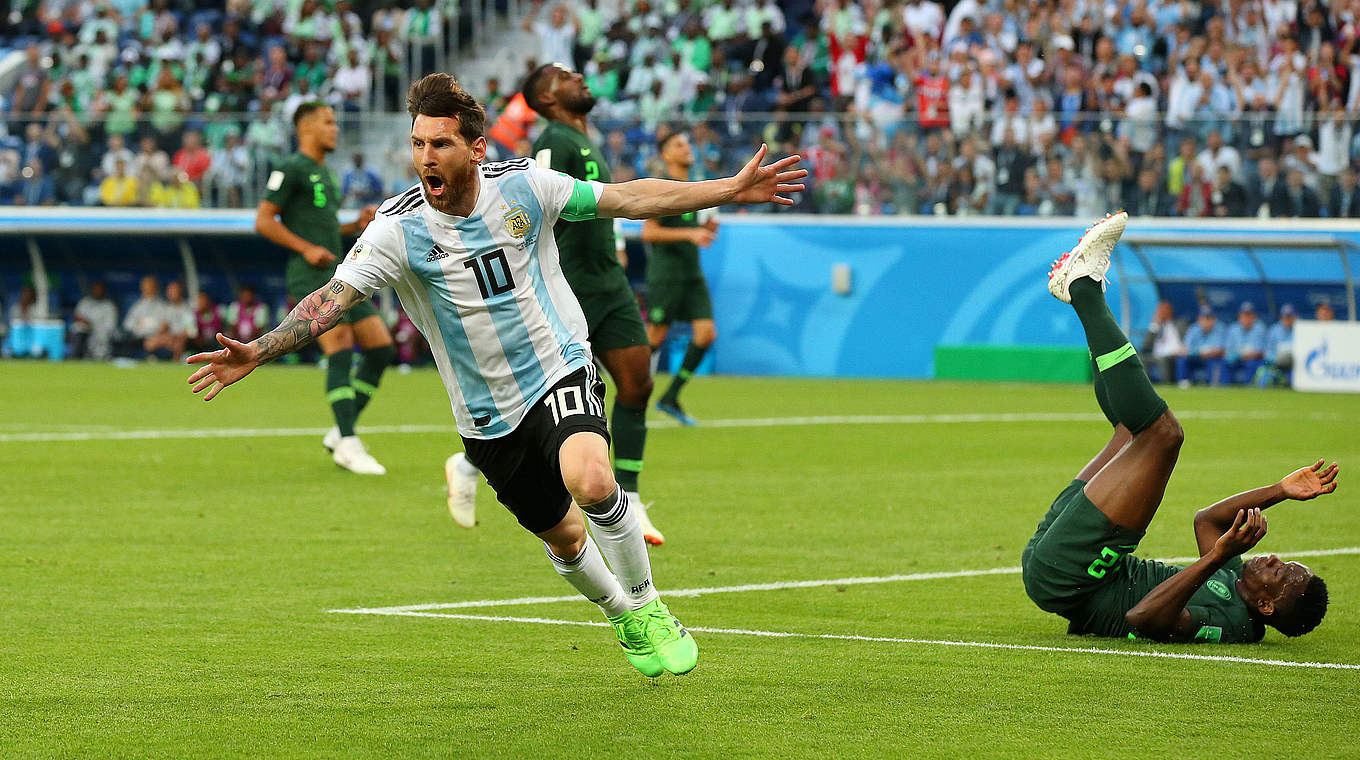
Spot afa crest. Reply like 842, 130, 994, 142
504, 206, 531, 238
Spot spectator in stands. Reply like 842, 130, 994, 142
14, 160, 55, 206
1278, 167, 1322, 217
333, 49, 371, 114
342, 153, 384, 206
1177, 162, 1214, 217
157, 170, 201, 209
70, 281, 118, 360
11, 43, 51, 117
1328, 167, 1360, 218
1128, 167, 1172, 217
1143, 300, 1186, 384
173, 131, 212, 189
1315, 302, 1337, 321
139, 280, 194, 360
1250, 155, 1285, 217
526, 0, 576, 67
99, 134, 135, 181
1283, 135, 1320, 189
193, 290, 222, 353
1211, 166, 1249, 217
146, 67, 190, 151
1226, 301, 1269, 384
206, 133, 251, 209
1178, 305, 1228, 387
259, 44, 295, 103
1262, 303, 1298, 387
225, 284, 269, 343
99, 157, 138, 207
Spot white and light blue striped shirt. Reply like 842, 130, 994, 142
335, 159, 604, 439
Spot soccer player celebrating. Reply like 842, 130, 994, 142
1024, 211, 1336, 643
256, 102, 396, 475
644, 130, 719, 426
185, 74, 806, 676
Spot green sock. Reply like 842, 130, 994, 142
663, 343, 709, 402
1069, 278, 1167, 434
611, 401, 646, 492
353, 344, 395, 417
326, 349, 357, 437
1090, 355, 1119, 428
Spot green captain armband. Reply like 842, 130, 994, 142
561, 179, 602, 221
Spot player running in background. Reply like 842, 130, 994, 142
644, 130, 720, 426
186, 73, 806, 676
256, 102, 396, 475
1024, 212, 1335, 643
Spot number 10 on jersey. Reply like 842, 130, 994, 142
464, 250, 516, 298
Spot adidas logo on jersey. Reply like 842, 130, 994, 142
426, 244, 448, 262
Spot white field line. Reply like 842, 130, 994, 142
333, 611, 1360, 672
0, 409, 1308, 443
330, 547, 1360, 616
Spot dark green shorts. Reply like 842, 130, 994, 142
646, 275, 713, 326
577, 283, 648, 353
287, 263, 379, 325
1021, 480, 1146, 615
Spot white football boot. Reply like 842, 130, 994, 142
1048, 211, 1127, 303
629, 493, 666, 546
322, 426, 341, 452
444, 453, 478, 528
333, 436, 387, 475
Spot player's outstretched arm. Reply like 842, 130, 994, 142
1127, 509, 1269, 642
595, 143, 807, 219
1192, 460, 1339, 556
185, 278, 365, 401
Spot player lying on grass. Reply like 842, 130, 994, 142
1023, 211, 1337, 643
183, 73, 805, 677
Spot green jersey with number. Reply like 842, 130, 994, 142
264, 153, 344, 291
1070, 555, 1266, 643
648, 211, 702, 281
532, 121, 621, 292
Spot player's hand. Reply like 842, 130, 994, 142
1280, 459, 1340, 501
185, 333, 263, 401
690, 227, 717, 247
1213, 508, 1268, 559
302, 243, 338, 267
728, 143, 807, 206
703, 218, 720, 233
357, 204, 378, 230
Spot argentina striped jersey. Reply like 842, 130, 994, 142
334, 160, 606, 439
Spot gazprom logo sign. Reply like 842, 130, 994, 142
1293, 320, 1360, 393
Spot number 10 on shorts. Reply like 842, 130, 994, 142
543, 386, 585, 425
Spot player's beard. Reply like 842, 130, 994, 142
422, 161, 479, 215
562, 90, 598, 116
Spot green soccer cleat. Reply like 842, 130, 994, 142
635, 599, 698, 675
608, 610, 664, 677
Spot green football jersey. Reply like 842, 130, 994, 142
648, 211, 702, 281
264, 153, 344, 292
1072, 555, 1266, 643
532, 121, 621, 291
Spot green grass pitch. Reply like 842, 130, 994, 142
2, 361, 1358, 758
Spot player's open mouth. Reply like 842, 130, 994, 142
425, 174, 445, 197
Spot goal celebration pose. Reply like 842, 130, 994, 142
185, 74, 806, 676
1024, 212, 1335, 643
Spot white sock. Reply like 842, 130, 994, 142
544, 536, 629, 618
582, 486, 660, 609
455, 454, 480, 477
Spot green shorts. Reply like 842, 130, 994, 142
1021, 480, 1146, 615
646, 275, 713, 326
576, 282, 648, 353
287, 261, 379, 325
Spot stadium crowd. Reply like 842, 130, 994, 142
5, 0, 1360, 215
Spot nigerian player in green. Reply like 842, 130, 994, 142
444, 63, 666, 543
643, 130, 718, 427
255, 102, 396, 475
1025, 211, 1336, 643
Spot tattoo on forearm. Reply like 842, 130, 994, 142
254, 282, 352, 362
